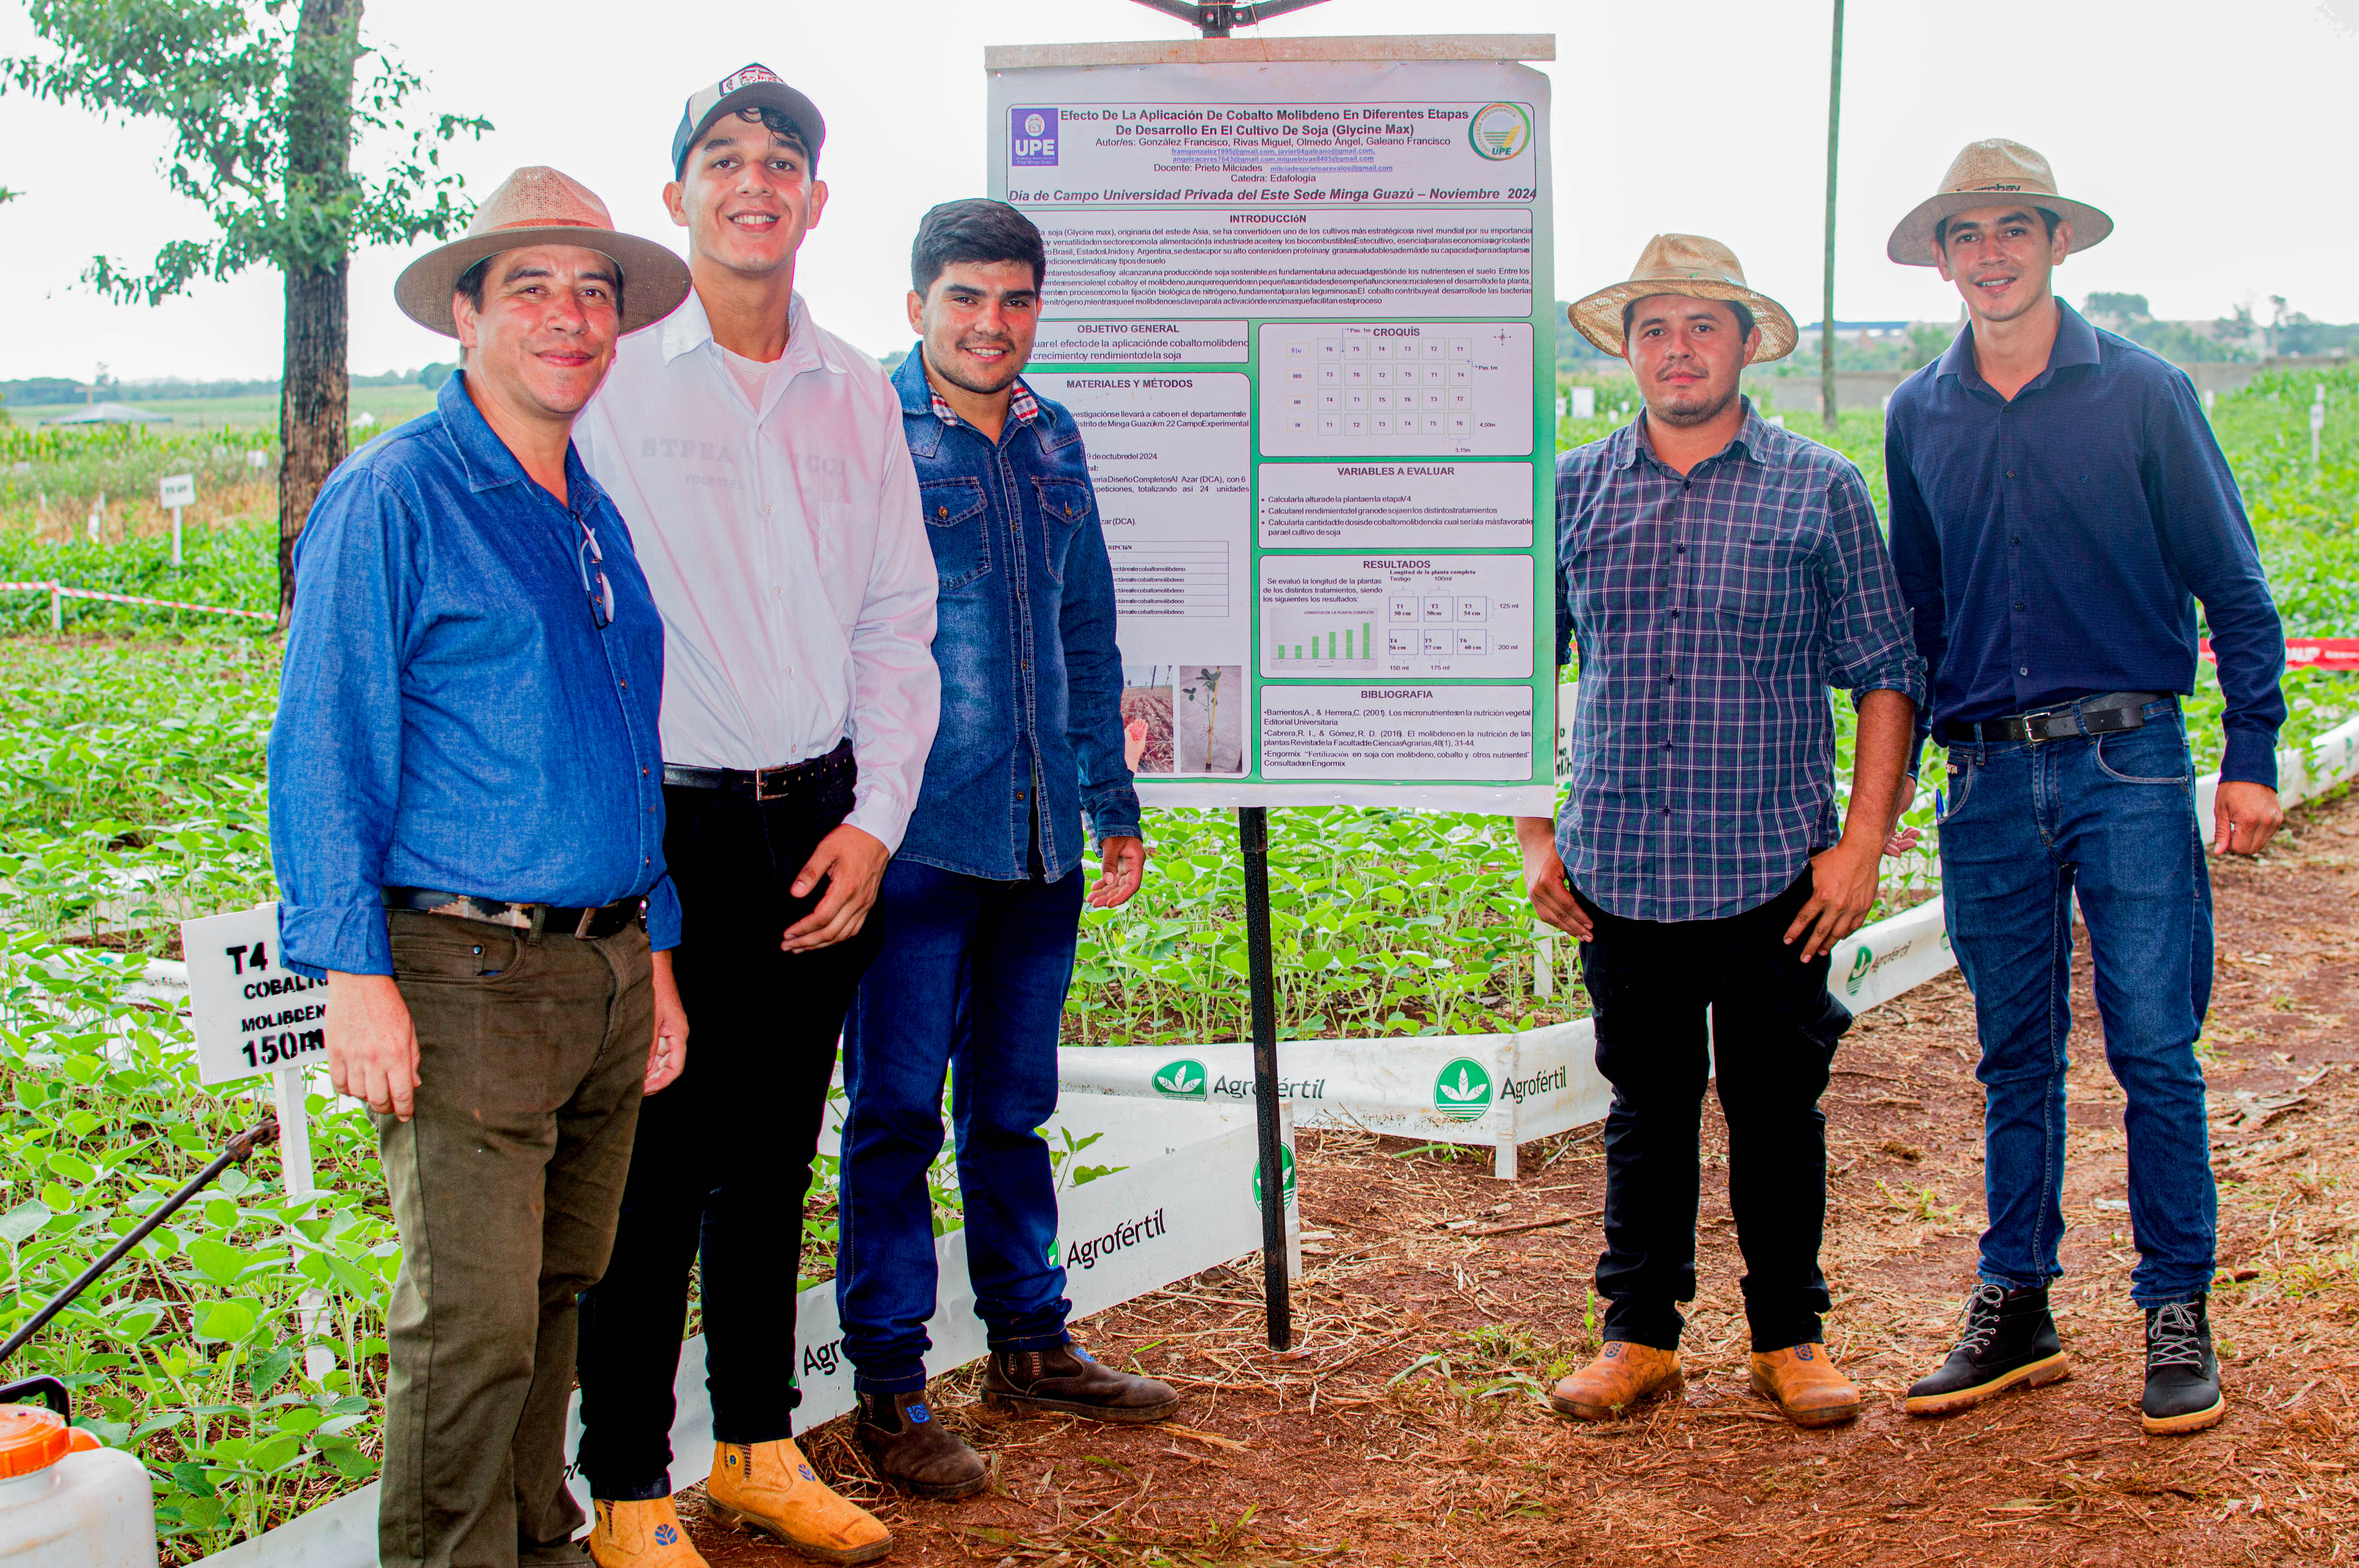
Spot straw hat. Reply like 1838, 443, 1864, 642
394, 166, 692, 337
1567, 234, 1797, 363
1886, 139, 2113, 265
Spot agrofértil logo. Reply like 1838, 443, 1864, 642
1152, 1058, 1208, 1100
1433, 1057, 1494, 1122
1252, 1144, 1297, 1206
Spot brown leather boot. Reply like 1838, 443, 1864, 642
587, 1498, 709, 1568
705, 1439, 892, 1564
1749, 1343, 1862, 1428
854, 1389, 991, 1500
1548, 1342, 1682, 1421
980, 1341, 1180, 1423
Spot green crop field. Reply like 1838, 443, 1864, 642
0, 368, 2353, 1558
4, 383, 440, 436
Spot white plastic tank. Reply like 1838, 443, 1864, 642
0, 1401, 157, 1568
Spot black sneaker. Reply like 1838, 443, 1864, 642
853, 1389, 991, 1500
2141, 1296, 2226, 1436
1903, 1282, 2070, 1417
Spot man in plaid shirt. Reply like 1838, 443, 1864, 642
1516, 236, 1924, 1429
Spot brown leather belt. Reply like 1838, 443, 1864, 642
382, 887, 642, 939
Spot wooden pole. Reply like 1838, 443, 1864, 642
1821, 0, 1844, 431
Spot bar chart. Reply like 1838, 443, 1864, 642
1257, 554, 1534, 679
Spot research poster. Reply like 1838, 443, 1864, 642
987, 38, 1554, 811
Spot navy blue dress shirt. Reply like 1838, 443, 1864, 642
1554, 401, 1925, 922
1885, 301, 2285, 785
269, 372, 679, 977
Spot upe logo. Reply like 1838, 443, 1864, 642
1433, 1058, 1494, 1121
1012, 106, 1060, 167
1252, 1145, 1297, 1206
1467, 102, 1532, 162
1152, 1058, 1208, 1099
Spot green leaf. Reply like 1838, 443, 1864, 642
44, 1150, 97, 1185
193, 1299, 256, 1343
0, 1199, 51, 1245
187, 1236, 249, 1288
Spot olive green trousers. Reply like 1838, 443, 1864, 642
372, 910, 651, 1568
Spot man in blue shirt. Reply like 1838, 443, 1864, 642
1518, 235, 1923, 1430
269, 167, 692, 1568
1882, 140, 2286, 1438
834, 200, 1176, 1497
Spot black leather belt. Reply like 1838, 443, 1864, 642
662, 738, 854, 802
382, 887, 642, 939
1943, 691, 2168, 746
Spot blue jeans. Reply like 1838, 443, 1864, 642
1937, 699, 2216, 1307
836, 859, 1081, 1394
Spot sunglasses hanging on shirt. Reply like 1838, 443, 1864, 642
575, 515, 616, 630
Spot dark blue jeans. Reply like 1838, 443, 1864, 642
836, 859, 1081, 1394
1938, 699, 2216, 1307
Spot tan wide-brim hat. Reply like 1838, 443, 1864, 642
1567, 234, 1798, 363
1886, 138, 2113, 266
394, 166, 692, 337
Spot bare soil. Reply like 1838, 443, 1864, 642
682, 786, 2359, 1566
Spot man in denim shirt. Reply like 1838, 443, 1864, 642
838, 200, 1176, 1497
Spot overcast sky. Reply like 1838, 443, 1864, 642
4, 0, 2355, 382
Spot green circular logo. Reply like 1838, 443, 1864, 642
1467, 102, 1532, 162
1252, 1144, 1297, 1206
1433, 1057, 1494, 1122
1152, 1057, 1209, 1100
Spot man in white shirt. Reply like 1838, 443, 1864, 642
568, 65, 936, 1568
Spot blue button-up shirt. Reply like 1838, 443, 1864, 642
1554, 401, 1925, 922
270, 372, 679, 976
892, 349, 1139, 881
1886, 301, 2286, 785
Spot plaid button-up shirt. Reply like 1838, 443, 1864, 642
929, 379, 1042, 428
1553, 401, 1925, 922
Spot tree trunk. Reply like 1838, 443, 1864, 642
276, 0, 363, 629
280, 258, 348, 626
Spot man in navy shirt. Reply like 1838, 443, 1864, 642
1882, 140, 2286, 1438
271, 168, 691, 1568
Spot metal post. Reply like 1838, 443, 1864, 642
172, 505, 184, 568
50, 584, 62, 633
1237, 806, 1291, 1349
1820, 0, 1845, 431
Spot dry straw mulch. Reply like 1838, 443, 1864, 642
686, 786, 2359, 1567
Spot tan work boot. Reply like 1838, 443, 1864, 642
588, 1497, 709, 1568
1749, 1343, 1863, 1428
1548, 1341, 1682, 1421
705, 1439, 893, 1564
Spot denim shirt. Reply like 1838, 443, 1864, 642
270, 371, 678, 976
892, 348, 1138, 880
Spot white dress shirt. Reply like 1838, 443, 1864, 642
574, 289, 940, 851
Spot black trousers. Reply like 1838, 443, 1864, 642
1574, 870, 1853, 1354
574, 761, 880, 1499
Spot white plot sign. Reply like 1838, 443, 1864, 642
180, 902, 328, 1086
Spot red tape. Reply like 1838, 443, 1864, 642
2199, 637, 2359, 671
0, 579, 274, 622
